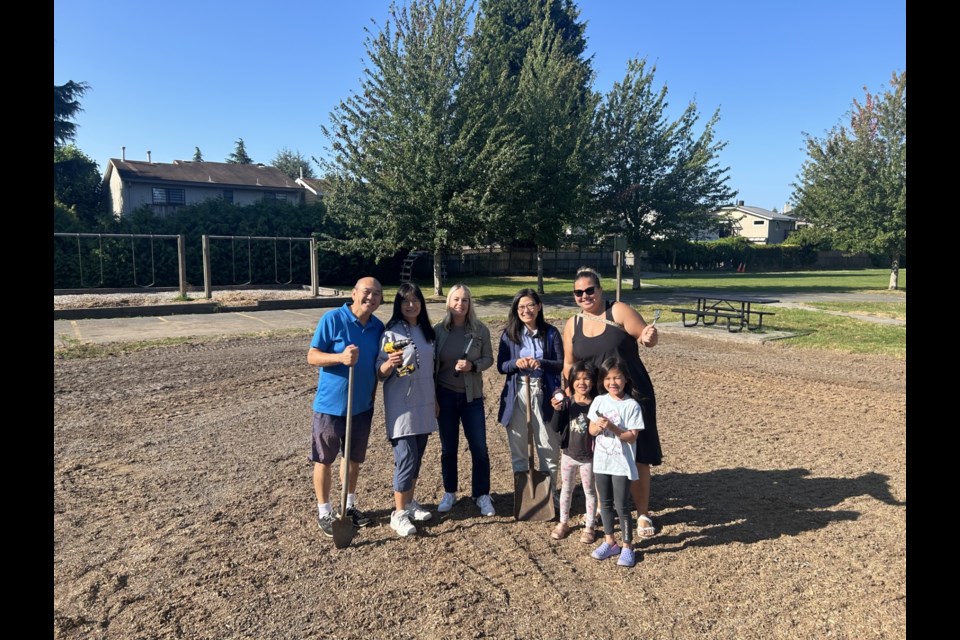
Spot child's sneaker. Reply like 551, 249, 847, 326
617, 546, 637, 567
590, 541, 621, 561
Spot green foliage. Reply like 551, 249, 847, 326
781, 226, 835, 251
54, 145, 103, 225
271, 148, 316, 180
192, 147, 204, 162
648, 237, 817, 272
593, 58, 735, 286
225, 138, 254, 164
54, 81, 90, 148
321, 0, 486, 294
792, 71, 906, 288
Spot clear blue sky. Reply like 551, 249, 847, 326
54, 0, 905, 212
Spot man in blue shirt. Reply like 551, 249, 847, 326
308, 277, 385, 537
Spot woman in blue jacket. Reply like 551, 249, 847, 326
497, 288, 564, 494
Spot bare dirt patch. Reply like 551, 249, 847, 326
53, 322, 905, 639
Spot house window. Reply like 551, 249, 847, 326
263, 192, 288, 203
753, 220, 765, 225
223, 189, 234, 203
152, 187, 185, 205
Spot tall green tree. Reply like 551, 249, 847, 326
792, 71, 906, 289
54, 144, 103, 227
54, 80, 90, 149
322, 0, 505, 295
467, 0, 595, 292
593, 58, 735, 288
192, 146, 204, 162
272, 148, 317, 179
225, 138, 254, 164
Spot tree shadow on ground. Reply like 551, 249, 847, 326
642, 467, 904, 554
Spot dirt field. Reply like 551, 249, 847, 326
53, 321, 906, 639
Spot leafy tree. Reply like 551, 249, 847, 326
192, 146, 204, 162
54, 80, 90, 148
467, 0, 596, 292
54, 144, 103, 227
792, 71, 906, 289
225, 138, 254, 164
271, 148, 317, 179
321, 0, 495, 295
593, 58, 735, 288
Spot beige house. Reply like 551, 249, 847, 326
103, 156, 306, 217
702, 202, 799, 244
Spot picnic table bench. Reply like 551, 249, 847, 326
671, 292, 779, 333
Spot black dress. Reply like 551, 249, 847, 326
572, 307, 662, 466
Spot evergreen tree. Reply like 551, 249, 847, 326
272, 148, 317, 179
792, 71, 906, 289
225, 138, 254, 164
54, 80, 90, 148
192, 146, 204, 162
467, 0, 596, 292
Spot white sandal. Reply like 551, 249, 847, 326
637, 514, 656, 538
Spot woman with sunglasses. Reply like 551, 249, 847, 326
496, 288, 564, 509
561, 267, 661, 540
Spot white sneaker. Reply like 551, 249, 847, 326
406, 499, 432, 522
476, 494, 495, 516
390, 509, 416, 537
438, 492, 457, 513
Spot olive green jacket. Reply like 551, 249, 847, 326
433, 321, 494, 403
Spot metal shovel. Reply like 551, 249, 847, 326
332, 364, 357, 549
513, 375, 556, 521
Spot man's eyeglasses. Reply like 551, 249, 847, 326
573, 286, 597, 298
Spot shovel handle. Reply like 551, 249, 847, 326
340, 364, 355, 520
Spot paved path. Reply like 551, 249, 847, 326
53, 288, 903, 350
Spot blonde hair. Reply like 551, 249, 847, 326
442, 283, 482, 332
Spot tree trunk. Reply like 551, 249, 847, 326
632, 252, 642, 290
888, 254, 899, 290
433, 250, 444, 297
536, 246, 545, 294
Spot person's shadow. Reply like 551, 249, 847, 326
640, 468, 905, 553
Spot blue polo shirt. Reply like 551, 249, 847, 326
311, 303, 385, 416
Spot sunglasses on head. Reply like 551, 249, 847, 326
573, 286, 597, 298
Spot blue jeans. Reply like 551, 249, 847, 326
436, 386, 490, 498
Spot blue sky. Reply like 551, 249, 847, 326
54, 0, 905, 212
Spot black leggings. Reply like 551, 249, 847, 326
595, 473, 632, 543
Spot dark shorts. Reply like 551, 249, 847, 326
310, 409, 373, 465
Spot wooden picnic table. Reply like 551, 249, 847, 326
671, 291, 780, 333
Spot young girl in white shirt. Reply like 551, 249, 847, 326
587, 356, 645, 568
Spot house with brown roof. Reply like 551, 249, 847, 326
103, 155, 307, 217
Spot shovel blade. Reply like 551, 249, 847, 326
331, 515, 356, 549
513, 470, 556, 521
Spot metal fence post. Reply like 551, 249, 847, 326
310, 237, 318, 297
177, 234, 187, 297
202, 235, 212, 299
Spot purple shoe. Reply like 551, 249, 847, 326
591, 541, 621, 561
617, 546, 636, 567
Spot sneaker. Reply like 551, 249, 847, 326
345, 506, 371, 528
390, 510, 416, 537
476, 494, 495, 516
406, 499, 432, 522
438, 492, 457, 513
318, 512, 335, 538
591, 541, 621, 561
617, 546, 637, 567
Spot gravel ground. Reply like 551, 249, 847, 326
53, 317, 906, 639
53, 289, 321, 310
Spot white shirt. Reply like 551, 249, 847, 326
588, 393, 645, 480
